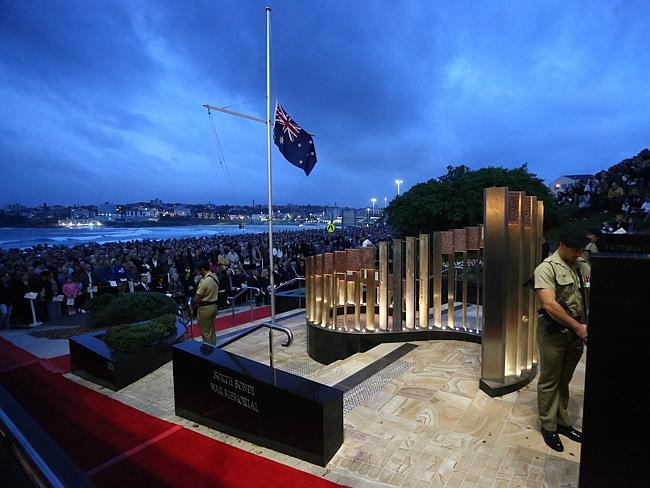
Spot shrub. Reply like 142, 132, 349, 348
88, 292, 177, 328
103, 313, 178, 353
85, 293, 115, 314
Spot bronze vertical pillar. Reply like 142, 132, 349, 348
405, 237, 416, 330
441, 231, 454, 329
392, 239, 403, 331
361, 247, 376, 331
378, 242, 389, 331
481, 187, 508, 382
432, 232, 443, 328
418, 234, 430, 329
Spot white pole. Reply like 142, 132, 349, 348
266, 6, 276, 325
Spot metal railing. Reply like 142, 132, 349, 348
269, 277, 306, 308
226, 286, 261, 324
217, 321, 293, 368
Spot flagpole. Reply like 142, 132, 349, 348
266, 6, 276, 326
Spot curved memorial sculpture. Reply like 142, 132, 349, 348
306, 187, 544, 397
305, 227, 484, 364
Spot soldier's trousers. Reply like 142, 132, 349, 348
537, 316, 584, 431
197, 304, 218, 346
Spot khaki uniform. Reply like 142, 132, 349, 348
534, 251, 589, 431
582, 241, 598, 271
195, 272, 219, 345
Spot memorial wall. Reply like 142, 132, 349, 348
305, 187, 544, 396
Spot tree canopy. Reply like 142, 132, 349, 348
385, 165, 561, 237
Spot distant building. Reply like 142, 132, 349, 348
122, 206, 155, 221
341, 210, 359, 226
548, 174, 593, 194
173, 205, 191, 217
97, 202, 118, 221
71, 207, 96, 219
4, 204, 28, 215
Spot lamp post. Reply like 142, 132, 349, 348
371, 198, 377, 217
384, 196, 387, 208
395, 179, 403, 196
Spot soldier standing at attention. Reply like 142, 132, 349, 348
191, 260, 219, 346
534, 228, 590, 452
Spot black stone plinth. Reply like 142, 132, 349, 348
578, 253, 649, 488
478, 365, 537, 397
306, 320, 481, 365
172, 341, 343, 466
69, 319, 186, 391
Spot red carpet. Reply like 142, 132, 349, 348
187, 305, 272, 338
0, 336, 37, 371
0, 363, 173, 472
91, 426, 342, 488
0, 329, 346, 487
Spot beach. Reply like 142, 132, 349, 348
0, 224, 310, 250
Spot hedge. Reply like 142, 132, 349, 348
102, 313, 178, 353
88, 292, 177, 328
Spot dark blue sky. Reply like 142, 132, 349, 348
1, 0, 648, 207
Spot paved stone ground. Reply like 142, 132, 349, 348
2, 309, 585, 487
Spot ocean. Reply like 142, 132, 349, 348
0, 224, 313, 250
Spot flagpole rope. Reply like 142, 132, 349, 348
207, 110, 239, 202
223, 97, 266, 110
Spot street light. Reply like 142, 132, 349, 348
395, 179, 403, 196
370, 198, 377, 217
384, 196, 387, 208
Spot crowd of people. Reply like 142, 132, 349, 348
0, 227, 392, 328
553, 148, 650, 233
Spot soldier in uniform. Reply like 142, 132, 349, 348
583, 228, 601, 266
534, 228, 590, 452
191, 260, 219, 346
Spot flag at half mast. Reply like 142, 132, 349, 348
273, 102, 317, 176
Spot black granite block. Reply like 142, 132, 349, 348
69, 319, 186, 390
579, 253, 649, 488
172, 341, 343, 467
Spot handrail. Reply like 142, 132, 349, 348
217, 321, 293, 368
226, 286, 261, 324
270, 277, 304, 293
226, 285, 261, 304
269, 277, 305, 309
218, 321, 293, 349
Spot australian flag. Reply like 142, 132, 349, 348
273, 102, 317, 176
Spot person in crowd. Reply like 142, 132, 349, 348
190, 260, 219, 346
62, 276, 79, 315
180, 267, 196, 303
0, 227, 393, 323
640, 197, 650, 221
79, 264, 97, 313
94, 259, 113, 288
147, 253, 166, 286
169, 273, 184, 303
40, 270, 62, 321
226, 247, 240, 266
583, 228, 601, 266
533, 228, 590, 452
0, 273, 11, 328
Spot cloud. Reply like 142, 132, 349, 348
0, 0, 649, 207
